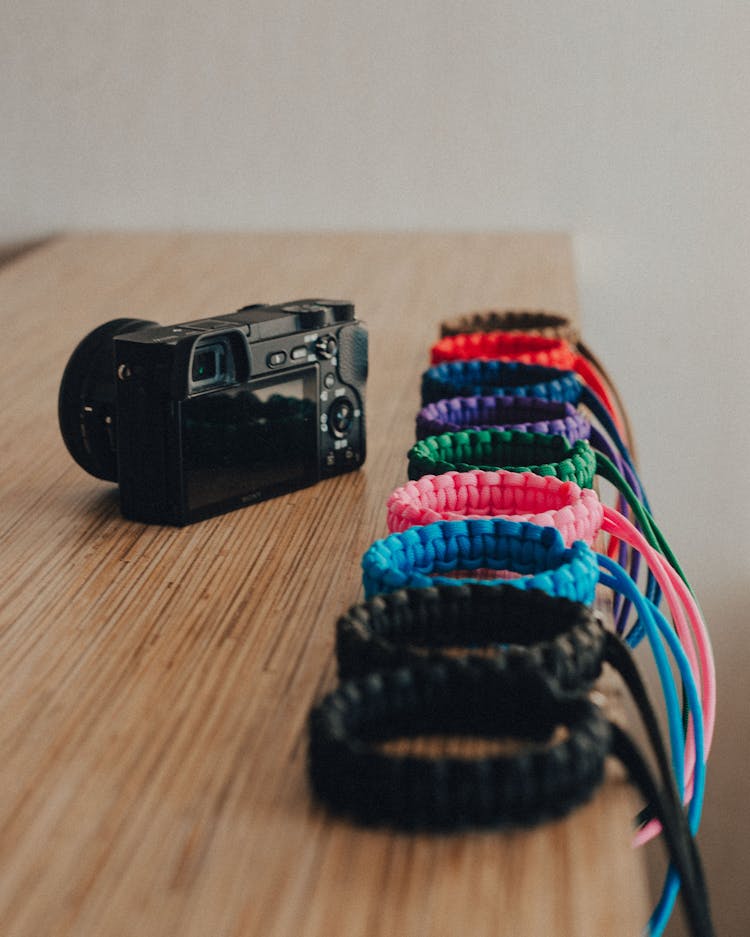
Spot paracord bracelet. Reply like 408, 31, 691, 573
421, 360, 580, 406
309, 659, 609, 831
308, 659, 713, 937
439, 309, 576, 341
436, 308, 636, 461
336, 584, 605, 691
420, 361, 643, 508
429, 330, 622, 436
386, 469, 603, 545
416, 395, 590, 444
407, 429, 597, 487
360, 518, 599, 602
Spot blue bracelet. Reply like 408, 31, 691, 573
421, 360, 581, 407
361, 518, 599, 603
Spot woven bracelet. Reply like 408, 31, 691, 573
439, 309, 577, 341
421, 360, 581, 406
336, 583, 606, 691
309, 658, 609, 831
360, 517, 599, 602
431, 331, 576, 367
416, 395, 590, 444
406, 429, 597, 487
387, 469, 603, 545
307, 659, 713, 937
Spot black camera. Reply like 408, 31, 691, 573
59, 299, 367, 525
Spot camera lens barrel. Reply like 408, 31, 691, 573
58, 318, 158, 482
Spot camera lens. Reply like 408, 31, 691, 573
192, 349, 217, 383
329, 398, 354, 438
58, 318, 158, 481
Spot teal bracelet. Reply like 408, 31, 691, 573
361, 518, 600, 602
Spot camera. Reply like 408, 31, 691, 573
59, 299, 367, 525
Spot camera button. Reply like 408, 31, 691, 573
290, 345, 308, 361
267, 351, 287, 367
324, 373, 336, 389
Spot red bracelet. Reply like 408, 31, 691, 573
430, 330, 623, 436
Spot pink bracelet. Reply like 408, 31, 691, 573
385, 469, 715, 846
386, 469, 603, 546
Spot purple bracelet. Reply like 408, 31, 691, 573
416, 395, 590, 445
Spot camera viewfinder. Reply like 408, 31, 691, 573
190, 338, 234, 391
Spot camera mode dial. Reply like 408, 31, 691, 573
282, 302, 327, 329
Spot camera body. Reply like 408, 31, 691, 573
60, 299, 367, 525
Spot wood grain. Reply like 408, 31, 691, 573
0, 232, 649, 937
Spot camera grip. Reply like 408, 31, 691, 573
337, 323, 368, 388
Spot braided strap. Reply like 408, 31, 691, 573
336, 584, 606, 692
406, 429, 597, 487
431, 331, 578, 368
361, 517, 600, 601
308, 659, 610, 830
439, 309, 578, 341
387, 469, 603, 545
416, 395, 590, 444
421, 360, 581, 406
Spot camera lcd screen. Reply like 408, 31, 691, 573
181, 367, 319, 518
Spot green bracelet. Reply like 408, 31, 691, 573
407, 429, 597, 487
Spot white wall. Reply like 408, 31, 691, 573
3, 4, 749, 934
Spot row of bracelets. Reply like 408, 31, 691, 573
307, 309, 715, 937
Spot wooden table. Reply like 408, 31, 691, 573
0, 233, 649, 937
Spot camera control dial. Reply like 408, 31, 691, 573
315, 335, 337, 360
328, 397, 354, 438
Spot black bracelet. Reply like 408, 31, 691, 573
309, 658, 609, 831
336, 584, 683, 830
336, 584, 605, 692
308, 655, 713, 937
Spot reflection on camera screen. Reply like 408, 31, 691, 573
181, 367, 318, 514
